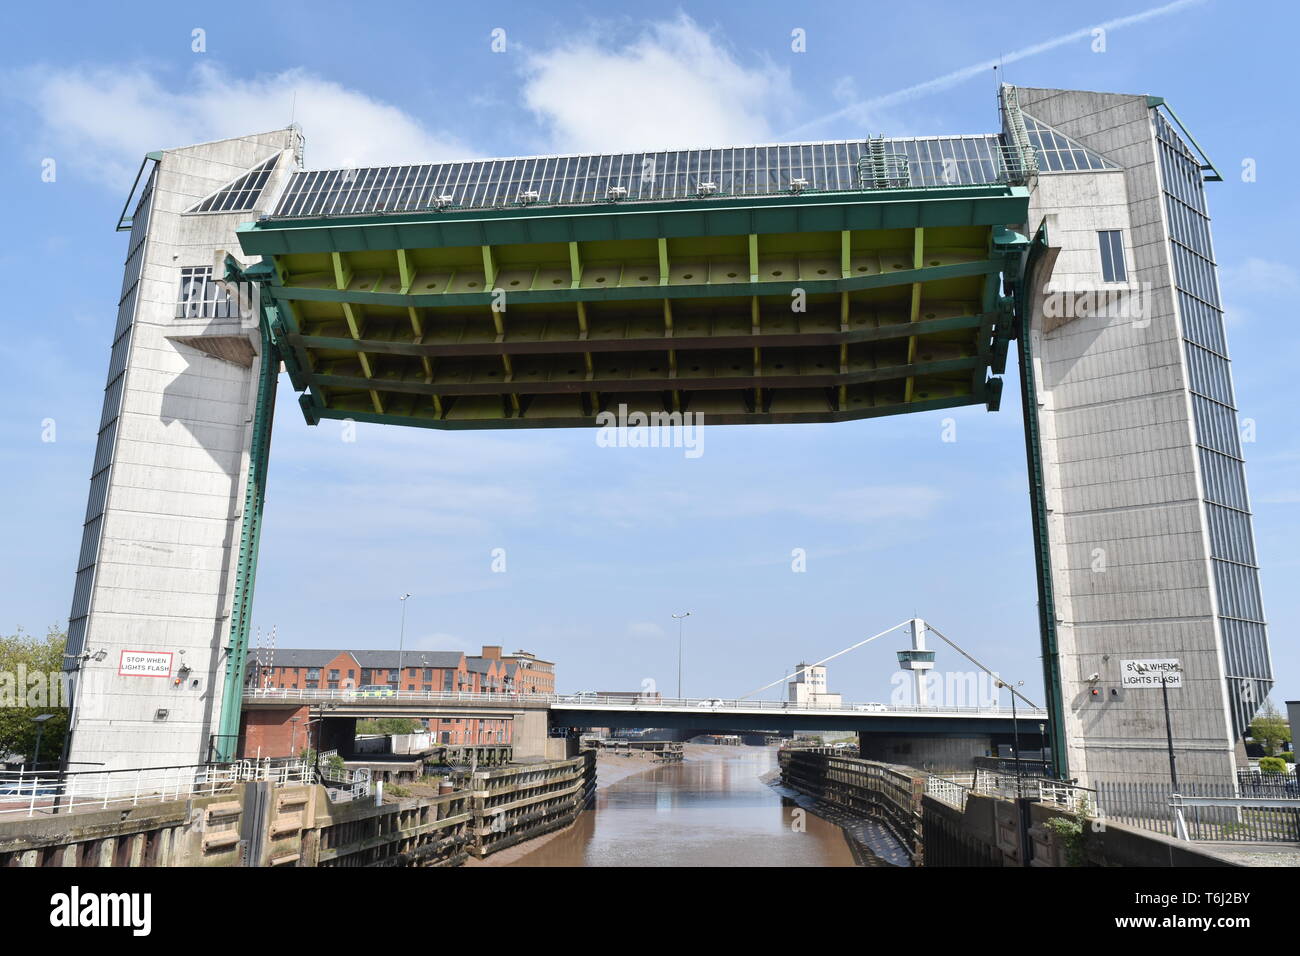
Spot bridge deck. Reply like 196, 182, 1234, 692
244, 689, 1045, 735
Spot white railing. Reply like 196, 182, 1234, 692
318, 764, 371, 802
242, 686, 1045, 719
0, 760, 315, 819
1038, 780, 1097, 815
925, 774, 971, 811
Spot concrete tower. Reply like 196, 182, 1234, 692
1009, 86, 1271, 787
64, 130, 300, 771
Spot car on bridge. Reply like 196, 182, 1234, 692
697, 698, 725, 708
853, 702, 888, 713
352, 685, 396, 698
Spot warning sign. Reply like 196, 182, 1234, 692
1120, 659, 1182, 688
119, 650, 174, 678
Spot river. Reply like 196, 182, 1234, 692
508, 744, 858, 867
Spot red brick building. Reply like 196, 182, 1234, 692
242, 645, 555, 754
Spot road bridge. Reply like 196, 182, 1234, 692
242, 689, 1048, 765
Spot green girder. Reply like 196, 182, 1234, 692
213, 259, 280, 762
1012, 222, 1069, 781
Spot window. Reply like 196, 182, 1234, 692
176, 266, 240, 319
423, 668, 432, 681
1098, 230, 1127, 282
186, 154, 279, 213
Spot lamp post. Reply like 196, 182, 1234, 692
997, 679, 1025, 791
31, 713, 54, 771
397, 593, 411, 696
671, 612, 691, 699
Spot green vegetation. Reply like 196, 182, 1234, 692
385, 783, 411, 797
1043, 814, 1088, 866
1248, 703, 1289, 757
357, 717, 424, 735
1258, 756, 1286, 774
0, 627, 69, 767
298, 748, 347, 775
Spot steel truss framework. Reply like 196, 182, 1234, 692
217, 182, 1066, 772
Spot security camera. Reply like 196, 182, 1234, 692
1087, 672, 1100, 682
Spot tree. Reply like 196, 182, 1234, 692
1249, 702, 1290, 757
356, 717, 423, 735
0, 627, 70, 768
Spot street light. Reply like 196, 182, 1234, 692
996, 678, 1026, 791
397, 593, 412, 696
31, 713, 55, 771
671, 612, 691, 699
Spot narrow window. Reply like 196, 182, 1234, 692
1098, 230, 1127, 282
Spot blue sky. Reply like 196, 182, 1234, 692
1, 0, 1296, 708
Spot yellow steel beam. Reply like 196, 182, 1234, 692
839, 292, 850, 410
658, 238, 670, 286
840, 230, 852, 279
751, 295, 762, 409
569, 241, 582, 289
341, 302, 363, 340
331, 251, 352, 290
904, 227, 924, 404
481, 244, 498, 289
748, 233, 760, 283
342, 302, 375, 381
396, 249, 414, 294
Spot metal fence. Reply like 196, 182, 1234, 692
1237, 768, 1299, 797
1098, 780, 1300, 843
922, 769, 1299, 843
0, 760, 317, 819
924, 774, 971, 811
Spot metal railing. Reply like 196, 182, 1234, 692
0, 760, 316, 819
318, 763, 371, 802
243, 686, 1044, 719
1099, 780, 1300, 843
924, 774, 971, 811
1037, 779, 1098, 815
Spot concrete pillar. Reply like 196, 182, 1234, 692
512, 710, 551, 760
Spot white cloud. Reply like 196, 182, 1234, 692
15, 62, 471, 187
519, 14, 796, 153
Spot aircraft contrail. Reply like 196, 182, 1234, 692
780, 0, 1207, 138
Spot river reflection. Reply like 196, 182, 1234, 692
510, 746, 855, 867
